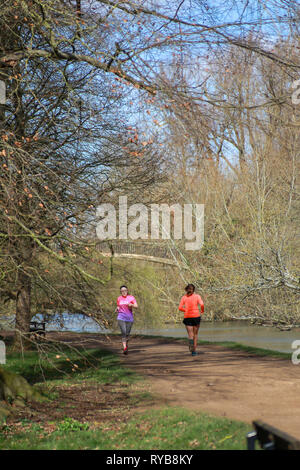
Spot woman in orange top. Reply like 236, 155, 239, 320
178, 283, 204, 356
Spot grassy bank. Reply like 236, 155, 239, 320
0, 407, 250, 450
0, 341, 250, 450
201, 340, 291, 360
116, 332, 291, 360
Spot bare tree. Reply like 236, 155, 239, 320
148, 35, 300, 326
1, 0, 300, 349
0, 0, 166, 349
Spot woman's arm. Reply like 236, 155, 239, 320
178, 296, 186, 312
129, 297, 138, 309
198, 295, 204, 314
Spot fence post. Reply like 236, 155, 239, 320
0, 80, 5, 104
0, 340, 6, 364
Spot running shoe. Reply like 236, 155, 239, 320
123, 346, 128, 355
191, 351, 198, 356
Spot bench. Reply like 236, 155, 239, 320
247, 420, 300, 450
29, 321, 46, 338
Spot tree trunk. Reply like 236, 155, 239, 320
13, 272, 32, 351
0, 366, 47, 422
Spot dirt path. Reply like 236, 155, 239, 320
5, 330, 299, 440
61, 333, 300, 440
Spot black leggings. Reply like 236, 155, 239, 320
118, 320, 133, 341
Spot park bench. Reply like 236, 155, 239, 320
247, 420, 300, 450
29, 321, 46, 338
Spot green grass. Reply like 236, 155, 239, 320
202, 340, 291, 360
0, 407, 250, 450
0, 338, 260, 450
3, 346, 139, 387
128, 333, 291, 360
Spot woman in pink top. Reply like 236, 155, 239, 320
115, 285, 138, 355
178, 283, 204, 356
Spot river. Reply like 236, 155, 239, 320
137, 321, 300, 354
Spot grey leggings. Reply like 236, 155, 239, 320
118, 320, 133, 341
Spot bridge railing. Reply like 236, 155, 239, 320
96, 240, 175, 260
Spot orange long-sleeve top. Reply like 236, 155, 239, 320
178, 293, 204, 318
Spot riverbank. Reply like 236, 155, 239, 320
0, 333, 250, 450
2, 316, 300, 353
92, 333, 300, 440
1, 331, 300, 448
